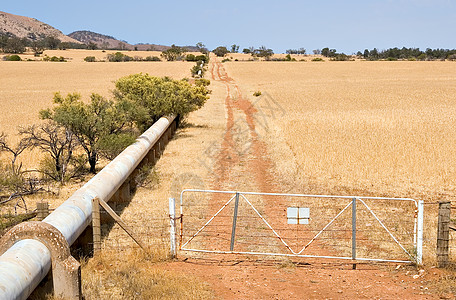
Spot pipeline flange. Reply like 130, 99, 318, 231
0, 221, 81, 299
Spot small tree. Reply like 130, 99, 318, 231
321, 48, 337, 57
212, 46, 229, 57
44, 36, 61, 50
31, 40, 45, 56
196, 42, 208, 54
253, 46, 274, 60
39, 93, 130, 173
0, 133, 30, 193
242, 48, 251, 54
230, 44, 240, 53
20, 122, 77, 182
161, 44, 186, 61
369, 48, 379, 60
87, 42, 98, 50
113, 74, 211, 131
0, 133, 29, 178
3, 37, 27, 54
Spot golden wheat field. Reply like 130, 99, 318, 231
224, 61, 456, 202
0, 50, 193, 166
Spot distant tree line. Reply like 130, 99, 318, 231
286, 48, 306, 55
356, 47, 456, 61
318, 47, 352, 61
0, 33, 87, 55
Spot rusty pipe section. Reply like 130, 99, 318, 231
0, 116, 175, 300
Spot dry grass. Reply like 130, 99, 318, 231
224, 61, 456, 200
0, 50, 193, 167
1, 50, 216, 298
80, 248, 213, 299
223, 60, 456, 264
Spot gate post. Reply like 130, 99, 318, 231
230, 192, 240, 251
169, 197, 177, 258
437, 201, 451, 267
417, 200, 424, 265
352, 197, 357, 269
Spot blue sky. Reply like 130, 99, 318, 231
2, 0, 455, 53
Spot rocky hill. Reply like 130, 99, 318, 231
1, 10, 196, 51
0, 11, 80, 43
68, 30, 171, 51
68, 30, 126, 49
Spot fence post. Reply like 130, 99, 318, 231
92, 197, 101, 253
352, 197, 357, 269
437, 201, 451, 267
36, 201, 49, 221
169, 198, 177, 258
417, 200, 424, 264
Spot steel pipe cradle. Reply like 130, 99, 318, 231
0, 116, 175, 300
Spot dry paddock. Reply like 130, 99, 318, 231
1, 52, 456, 298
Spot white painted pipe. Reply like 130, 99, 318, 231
0, 116, 175, 300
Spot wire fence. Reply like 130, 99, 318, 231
97, 208, 170, 256
89, 194, 455, 266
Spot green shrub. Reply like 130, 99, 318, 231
186, 54, 197, 61
330, 54, 351, 61
448, 54, 456, 61
84, 56, 96, 62
144, 56, 161, 61
386, 57, 398, 61
113, 74, 211, 131
161, 45, 186, 61
253, 91, 262, 97
195, 55, 209, 63
221, 58, 231, 63
311, 57, 324, 62
3, 54, 21, 61
213, 46, 229, 57
107, 52, 133, 62
43, 55, 66, 62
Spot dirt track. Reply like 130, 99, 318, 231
165, 58, 443, 299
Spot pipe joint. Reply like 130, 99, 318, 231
0, 221, 81, 299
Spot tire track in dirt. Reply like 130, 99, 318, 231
211, 60, 277, 193
207, 59, 314, 255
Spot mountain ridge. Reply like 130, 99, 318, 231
0, 11, 80, 43
68, 30, 170, 51
1, 11, 198, 51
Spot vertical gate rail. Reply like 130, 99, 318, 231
179, 189, 423, 264
0, 116, 176, 300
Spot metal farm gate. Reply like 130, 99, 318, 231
176, 189, 423, 264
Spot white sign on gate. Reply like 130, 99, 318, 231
287, 207, 310, 224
